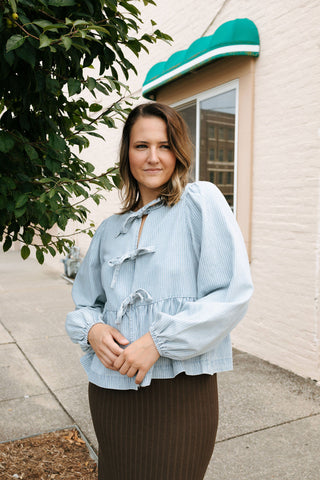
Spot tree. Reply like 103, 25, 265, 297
0, 0, 170, 263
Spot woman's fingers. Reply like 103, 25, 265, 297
111, 327, 130, 346
87, 323, 129, 369
114, 332, 160, 384
88, 326, 160, 382
118, 362, 137, 377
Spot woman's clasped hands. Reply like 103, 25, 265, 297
87, 324, 160, 385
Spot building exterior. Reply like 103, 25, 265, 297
51, 0, 320, 381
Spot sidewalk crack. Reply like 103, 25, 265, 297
216, 412, 320, 443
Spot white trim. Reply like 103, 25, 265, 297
142, 44, 259, 95
172, 80, 239, 214
195, 101, 200, 181
233, 82, 239, 215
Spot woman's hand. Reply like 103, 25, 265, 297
113, 332, 160, 385
87, 323, 129, 371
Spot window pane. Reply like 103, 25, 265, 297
208, 125, 215, 139
176, 101, 196, 182
199, 89, 236, 208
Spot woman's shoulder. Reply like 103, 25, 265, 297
182, 181, 234, 226
90, 213, 119, 239
95, 211, 128, 234
183, 181, 224, 208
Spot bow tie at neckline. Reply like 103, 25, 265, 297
116, 198, 164, 237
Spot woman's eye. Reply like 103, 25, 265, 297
136, 144, 147, 149
161, 144, 170, 149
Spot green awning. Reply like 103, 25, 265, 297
142, 18, 260, 99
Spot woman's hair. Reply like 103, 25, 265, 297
119, 102, 193, 212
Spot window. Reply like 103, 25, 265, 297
175, 81, 238, 211
154, 56, 256, 257
208, 125, 215, 139
209, 148, 215, 162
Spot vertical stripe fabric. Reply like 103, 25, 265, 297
66, 182, 253, 391
89, 373, 219, 480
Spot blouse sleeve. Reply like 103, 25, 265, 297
65, 220, 107, 352
149, 181, 253, 360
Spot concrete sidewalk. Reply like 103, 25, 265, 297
1, 250, 320, 479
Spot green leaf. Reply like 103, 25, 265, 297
73, 19, 88, 27
48, 133, 66, 151
62, 36, 72, 51
95, 83, 108, 95
15, 206, 27, 218
6, 35, 25, 53
112, 174, 122, 188
86, 131, 105, 140
38, 178, 52, 184
33, 20, 53, 28
25, 144, 38, 161
3, 235, 12, 252
22, 227, 35, 244
48, 246, 56, 257
21, 245, 31, 260
15, 194, 28, 208
45, 157, 60, 173
122, 1, 140, 16
16, 42, 36, 68
46, 77, 60, 94
68, 78, 81, 96
85, 162, 95, 173
89, 103, 103, 112
48, 189, 56, 199
40, 232, 51, 246
48, 0, 76, 6
57, 215, 68, 230
3, 51, 15, 66
39, 34, 52, 49
69, 135, 89, 148
36, 248, 44, 264
87, 77, 96, 91
44, 24, 68, 31
8, 0, 17, 13
0, 132, 15, 153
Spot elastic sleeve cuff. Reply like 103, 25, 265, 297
149, 315, 172, 358
65, 308, 104, 348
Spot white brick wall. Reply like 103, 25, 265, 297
214, 0, 320, 380
51, 0, 320, 380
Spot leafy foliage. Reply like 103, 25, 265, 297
0, 0, 171, 262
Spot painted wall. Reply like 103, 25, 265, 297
206, 0, 320, 380
48, 0, 320, 380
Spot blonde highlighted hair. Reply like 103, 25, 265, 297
119, 102, 192, 212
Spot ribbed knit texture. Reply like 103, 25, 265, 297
89, 373, 219, 480
66, 181, 253, 390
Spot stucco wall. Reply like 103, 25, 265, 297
50, 0, 320, 380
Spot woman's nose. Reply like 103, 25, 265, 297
148, 147, 159, 163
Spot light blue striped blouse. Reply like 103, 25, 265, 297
66, 181, 253, 390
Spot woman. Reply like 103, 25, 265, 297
66, 102, 253, 480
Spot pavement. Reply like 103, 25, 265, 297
1, 249, 320, 480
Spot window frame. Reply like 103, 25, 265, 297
172, 79, 239, 214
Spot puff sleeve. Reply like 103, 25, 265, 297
149, 181, 253, 360
65, 220, 107, 352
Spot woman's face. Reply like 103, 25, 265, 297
128, 116, 176, 206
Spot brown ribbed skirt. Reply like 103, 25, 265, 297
89, 373, 219, 480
